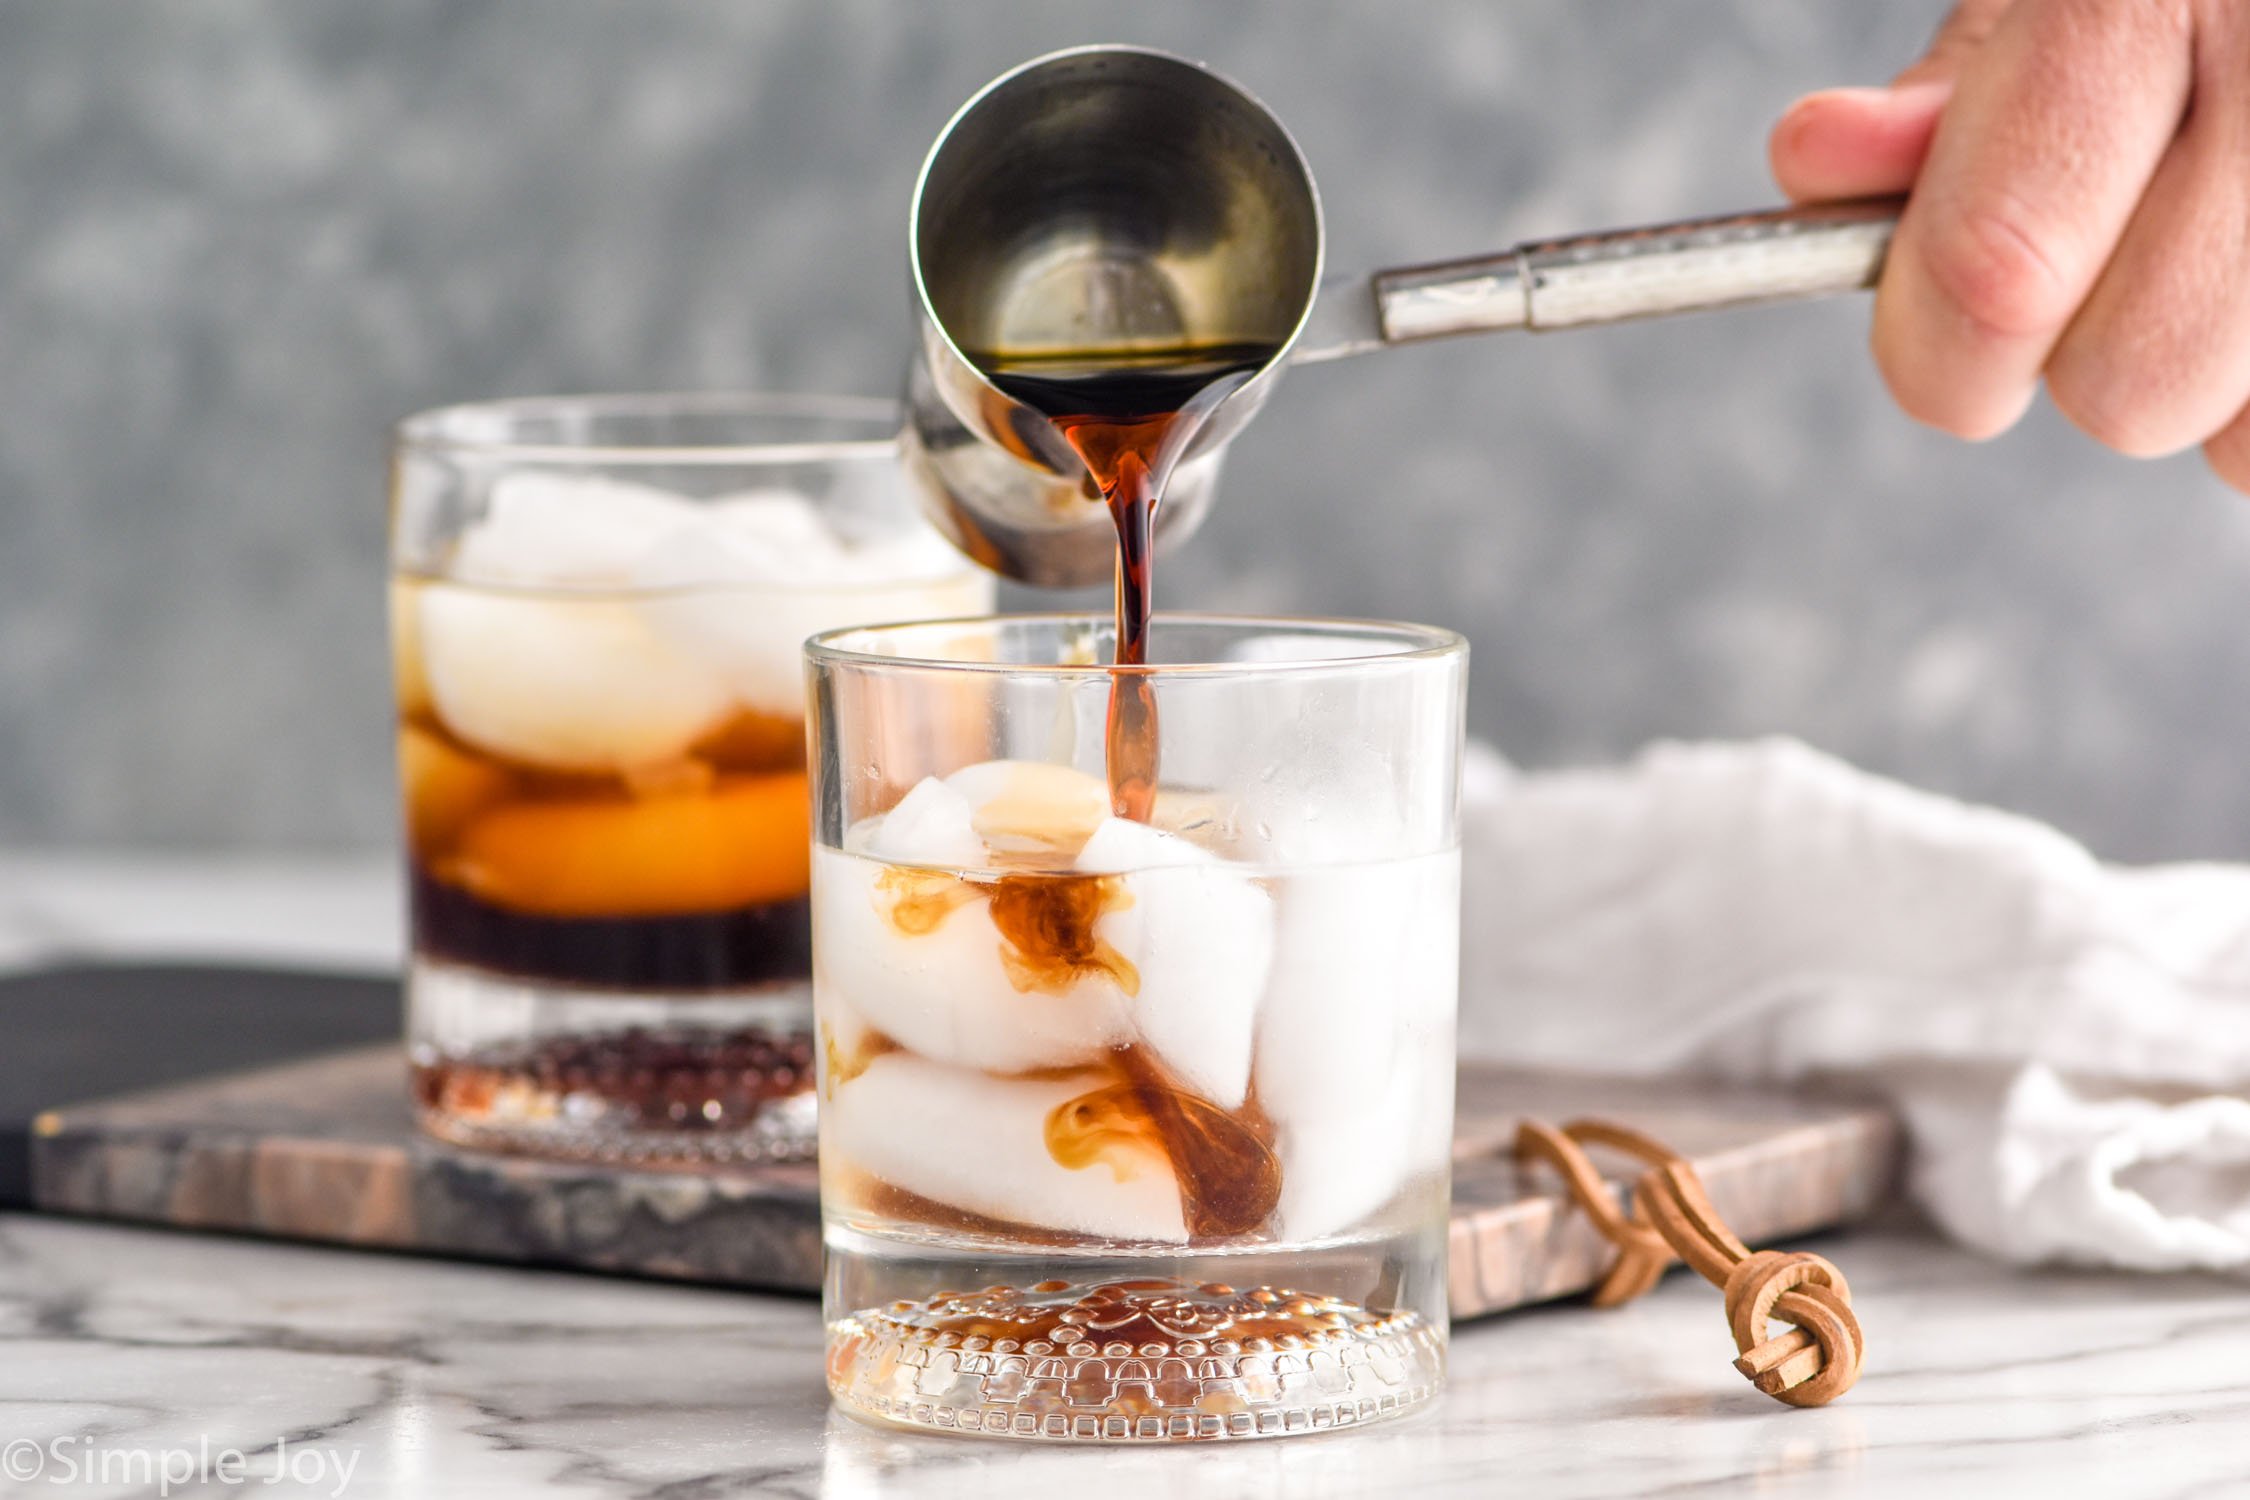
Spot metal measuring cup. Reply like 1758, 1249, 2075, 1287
904, 45, 1900, 589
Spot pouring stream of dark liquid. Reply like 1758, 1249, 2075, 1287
964, 341, 1284, 1237
975, 343, 1272, 821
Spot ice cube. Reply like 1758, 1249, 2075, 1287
621, 493, 838, 717
1398, 1015, 1460, 1179
709, 490, 851, 561
1253, 858, 1455, 1121
859, 776, 985, 869
630, 491, 848, 589
816, 768, 1275, 1092
1270, 1087, 1422, 1243
1078, 817, 1274, 1111
813, 981, 882, 1102
810, 843, 1134, 1075
1274, 1018, 1456, 1242
827, 1052, 1188, 1243
811, 767, 1140, 1073
946, 760, 1110, 856
636, 591, 840, 720
451, 472, 706, 586
417, 587, 735, 772
694, 490, 969, 585
1255, 855, 1460, 1241
416, 473, 743, 769
846, 524, 978, 582
636, 526, 993, 719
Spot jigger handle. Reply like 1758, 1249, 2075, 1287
1361, 197, 1901, 345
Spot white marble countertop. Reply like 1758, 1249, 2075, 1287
3, 1213, 2242, 1499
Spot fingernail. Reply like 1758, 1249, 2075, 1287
1794, 81, 1951, 115
1804, 86, 1897, 109
1879, 78, 1955, 109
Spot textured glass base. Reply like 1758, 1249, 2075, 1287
408, 959, 816, 1165
412, 1076, 817, 1165
826, 1277, 1444, 1442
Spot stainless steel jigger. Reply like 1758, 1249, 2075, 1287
905, 45, 1901, 588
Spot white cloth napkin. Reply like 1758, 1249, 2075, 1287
1458, 736, 2250, 1273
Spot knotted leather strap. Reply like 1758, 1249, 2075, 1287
1515, 1117, 1865, 1408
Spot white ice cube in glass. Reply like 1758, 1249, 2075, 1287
1077, 815, 1274, 1111
828, 1052, 1188, 1243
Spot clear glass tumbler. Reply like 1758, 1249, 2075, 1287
390, 394, 994, 1163
808, 614, 1466, 1441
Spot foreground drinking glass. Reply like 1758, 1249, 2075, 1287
809, 615, 1466, 1440
390, 395, 994, 1162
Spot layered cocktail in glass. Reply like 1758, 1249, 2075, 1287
808, 614, 1465, 1440
391, 395, 992, 1162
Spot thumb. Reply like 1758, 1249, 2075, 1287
1767, 0, 2012, 202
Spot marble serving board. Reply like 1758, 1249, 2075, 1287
25, 1048, 1898, 1320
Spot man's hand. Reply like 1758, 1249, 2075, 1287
1770, 0, 2250, 490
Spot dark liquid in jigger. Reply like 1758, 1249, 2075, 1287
974, 343, 1272, 821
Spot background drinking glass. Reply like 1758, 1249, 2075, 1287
390, 394, 994, 1163
808, 614, 1467, 1441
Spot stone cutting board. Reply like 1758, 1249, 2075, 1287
27, 1047, 1898, 1320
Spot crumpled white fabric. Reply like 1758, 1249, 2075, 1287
1458, 736, 2250, 1272
0, 853, 401, 978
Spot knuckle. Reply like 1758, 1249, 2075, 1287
1911, 0, 2012, 76
1915, 197, 2080, 341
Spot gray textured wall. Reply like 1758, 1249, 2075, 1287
4, 0, 2247, 862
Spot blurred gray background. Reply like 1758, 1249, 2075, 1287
4, 0, 2246, 863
